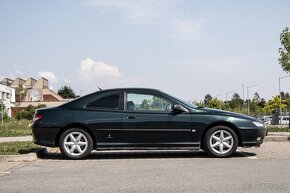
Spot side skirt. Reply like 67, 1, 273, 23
96, 143, 200, 151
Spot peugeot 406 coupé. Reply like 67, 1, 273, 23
32, 88, 267, 159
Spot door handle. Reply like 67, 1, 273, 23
126, 116, 135, 119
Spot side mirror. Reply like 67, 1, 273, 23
172, 104, 189, 113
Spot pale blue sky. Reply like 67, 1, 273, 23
0, 0, 289, 101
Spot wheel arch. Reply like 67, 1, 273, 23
55, 123, 96, 148
200, 121, 242, 149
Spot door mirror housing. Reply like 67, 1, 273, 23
172, 104, 189, 113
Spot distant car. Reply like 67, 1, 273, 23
32, 88, 267, 159
279, 116, 289, 125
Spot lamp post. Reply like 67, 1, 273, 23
1, 99, 3, 125
279, 75, 290, 124
226, 91, 235, 102
214, 94, 221, 98
242, 85, 245, 102
247, 84, 257, 115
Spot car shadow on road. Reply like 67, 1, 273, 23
38, 149, 257, 160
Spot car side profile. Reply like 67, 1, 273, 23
32, 88, 267, 159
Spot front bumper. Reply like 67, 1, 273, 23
239, 126, 267, 147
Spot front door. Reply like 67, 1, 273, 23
123, 92, 195, 147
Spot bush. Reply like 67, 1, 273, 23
16, 104, 46, 120
0, 119, 32, 137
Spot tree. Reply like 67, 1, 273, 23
263, 96, 286, 114
229, 93, 243, 110
207, 98, 223, 109
15, 85, 27, 102
57, 85, 76, 99
204, 94, 212, 107
279, 27, 290, 73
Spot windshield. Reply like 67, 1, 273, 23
162, 91, 198, 109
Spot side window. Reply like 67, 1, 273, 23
126, 93, 172, 112
87, 94, 120, 110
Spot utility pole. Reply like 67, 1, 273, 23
247, 85, 257, 115
279, 75, 290, 124
226, 91, 235, 102
242, 85, 245, 102
1, 99, 3, 125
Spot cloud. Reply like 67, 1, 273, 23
170, 18, 207, 42
13, 64, 24, 76
63, 78, 71, 84
79, 58, 135, 88
38, 71, 58, 83
80, 58, 122, 77
83, 0, 168, 24
83, 0, 209, 44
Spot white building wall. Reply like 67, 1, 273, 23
0, 84, 15, 117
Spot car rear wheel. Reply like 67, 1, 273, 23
59, 128, 93, 159
204, 126, 238, 158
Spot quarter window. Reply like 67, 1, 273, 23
126, 93, 172, 112
87, 94, 120, 110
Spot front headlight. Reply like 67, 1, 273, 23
253, 121, 264, 127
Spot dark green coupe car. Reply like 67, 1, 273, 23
32, 88, 267, 159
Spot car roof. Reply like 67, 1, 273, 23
94, 87, 162, 93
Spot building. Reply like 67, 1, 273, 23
1, 77, 67, 117
0, 79, 16, 117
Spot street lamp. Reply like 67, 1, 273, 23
247, 84, 257, 115
226, 91, 235, 102
242, 85, 245, 102
1, 98, 3, 125
279, 75, 290, 124
214, 94, 222, 98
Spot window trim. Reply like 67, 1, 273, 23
85, 92, 124, 111
124, 91, 175, 113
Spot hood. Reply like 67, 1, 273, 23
198, 107, 257, 121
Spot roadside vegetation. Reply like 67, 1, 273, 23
266, 126, 290, 132
0, 142, 39, 155
0, 119, 32, 137
193, 92, 290, 118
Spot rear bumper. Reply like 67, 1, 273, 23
239, 127, 267, 147
32, 124, 61, 147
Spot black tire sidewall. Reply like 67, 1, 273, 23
59, 128, 93, 159
204, 126, 239, 158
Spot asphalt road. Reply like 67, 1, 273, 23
1, 142, 290, 193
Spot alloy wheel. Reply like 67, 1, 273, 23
209, 130, 234, 155
63, 132, 88, 156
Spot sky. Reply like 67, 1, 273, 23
0, 0, 290, 102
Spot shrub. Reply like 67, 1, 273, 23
16, 104, 46, 120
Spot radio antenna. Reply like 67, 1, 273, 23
90, 68, 102, 90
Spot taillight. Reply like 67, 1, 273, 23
33, 114, 43, 122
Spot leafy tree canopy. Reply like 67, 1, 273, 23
57, 85, 76, 99
279, 27, 290, 72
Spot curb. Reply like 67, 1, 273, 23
0, 148, 46, 162
264, 136, 290, 142
0, 136, 33, 143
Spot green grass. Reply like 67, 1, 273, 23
266, 126, 290, 132
0, 119, 32, 137
0, 142, 39, 155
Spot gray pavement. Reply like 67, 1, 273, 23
0, 142, 290, 193
1, 154, 290, 193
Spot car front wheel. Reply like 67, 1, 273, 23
59, 128, 93, 159
204, 126, 238, 158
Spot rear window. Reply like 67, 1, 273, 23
87, 94, 120, 110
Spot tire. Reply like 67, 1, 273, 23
59, 128, 93, 159
204, 126, 239, 158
